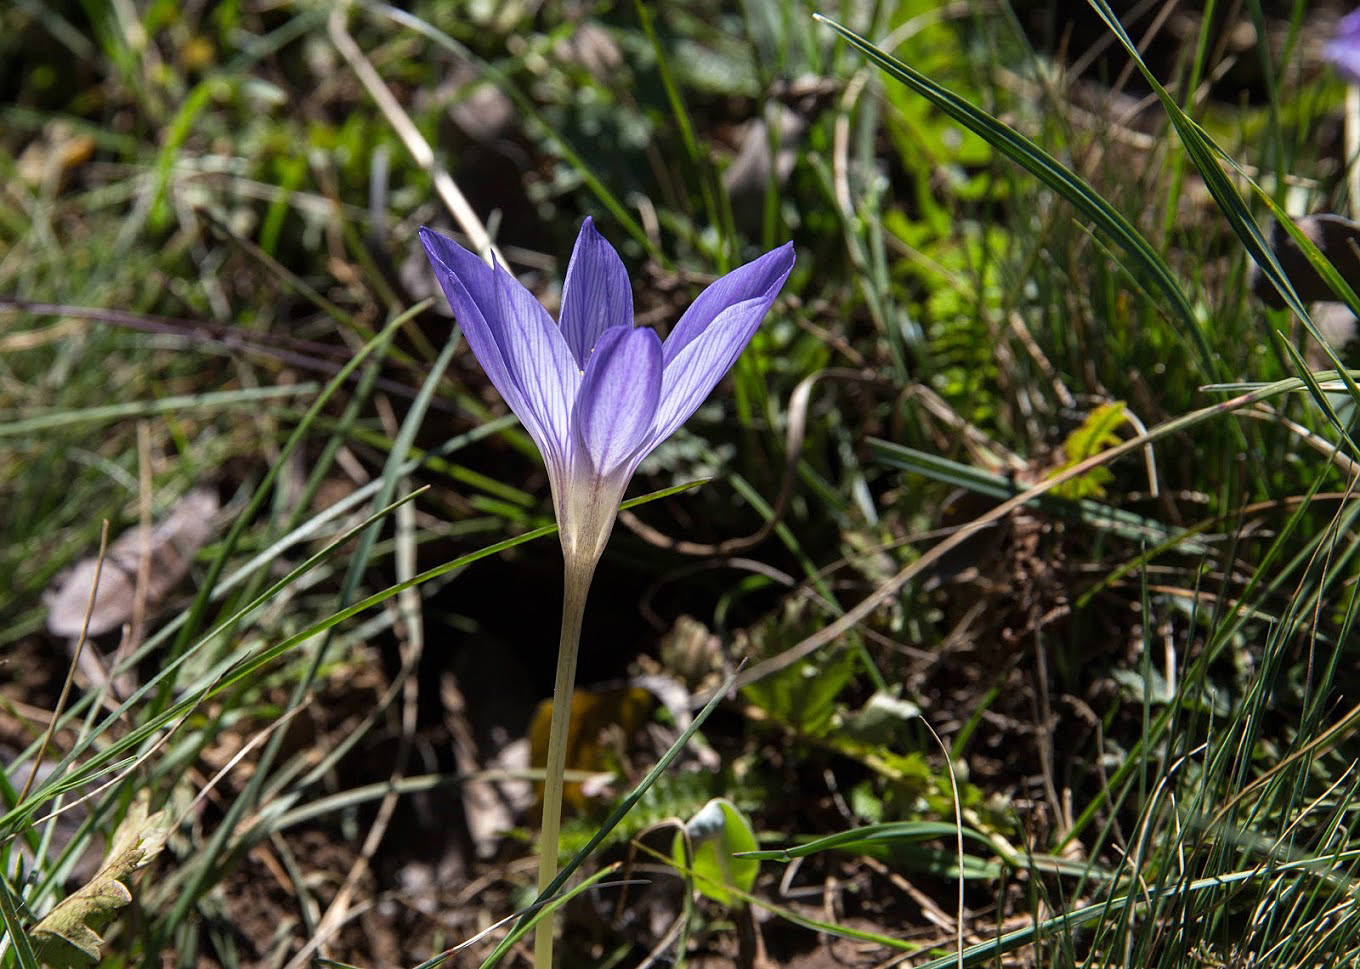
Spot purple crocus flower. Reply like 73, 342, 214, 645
420, 220, 795, 568
1327, 9, 1360, 85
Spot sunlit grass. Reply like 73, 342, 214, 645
3, 0, 1359, 966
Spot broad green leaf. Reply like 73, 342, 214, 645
672, 798, 759, 908
740, 646, 854, 738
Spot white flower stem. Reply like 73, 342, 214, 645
534, 552, 598, 969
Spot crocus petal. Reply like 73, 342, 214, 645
661, 242, 795, 366
650, 294, 773, 447
559, 217, 635, 369
492, 260, 582, 463
419, 226, 498, 310
572, 324, 663, 478
420, 227, 536, 431
1329, 10, 1360, 85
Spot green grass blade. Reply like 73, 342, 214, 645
812, 13, 1214, 373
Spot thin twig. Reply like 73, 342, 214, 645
20, 521, 109, 804
620, 367, 881, 555
283, 460, 427, 969
328, 5, 502, 265
692, 383, 1279, 706
178, 702, 312, 827
916, 715, 965, 968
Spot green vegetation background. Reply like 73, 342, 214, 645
4, 0, 1360, 966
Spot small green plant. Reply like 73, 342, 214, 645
671, 797, 759, 908
1049, 401, 1128, 500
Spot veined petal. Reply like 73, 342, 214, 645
419, 226, 497, 309
650, 294, 774, 446
492, 260, 582, 463
559, 217, 634, 369
420, 227, 535, 430
662, 242, 795, 366
572, 325, 663, 479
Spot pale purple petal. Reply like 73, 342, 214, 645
572, 325, 663, 478
650, 295, 774, 446
492, 260, 581, 462
559, 217, 634, 369
1328, 10, 1360, 85
661, 242, 795, 366
419, 226, 497, 310
420, 227, 538, 435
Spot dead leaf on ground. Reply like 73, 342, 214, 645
44, 487, 220, 638
31, 791, 170, 967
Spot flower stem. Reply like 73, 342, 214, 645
534, 553, 597, 969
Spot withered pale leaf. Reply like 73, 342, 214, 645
44, 488, 219, 638
31, 792, 169, 967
